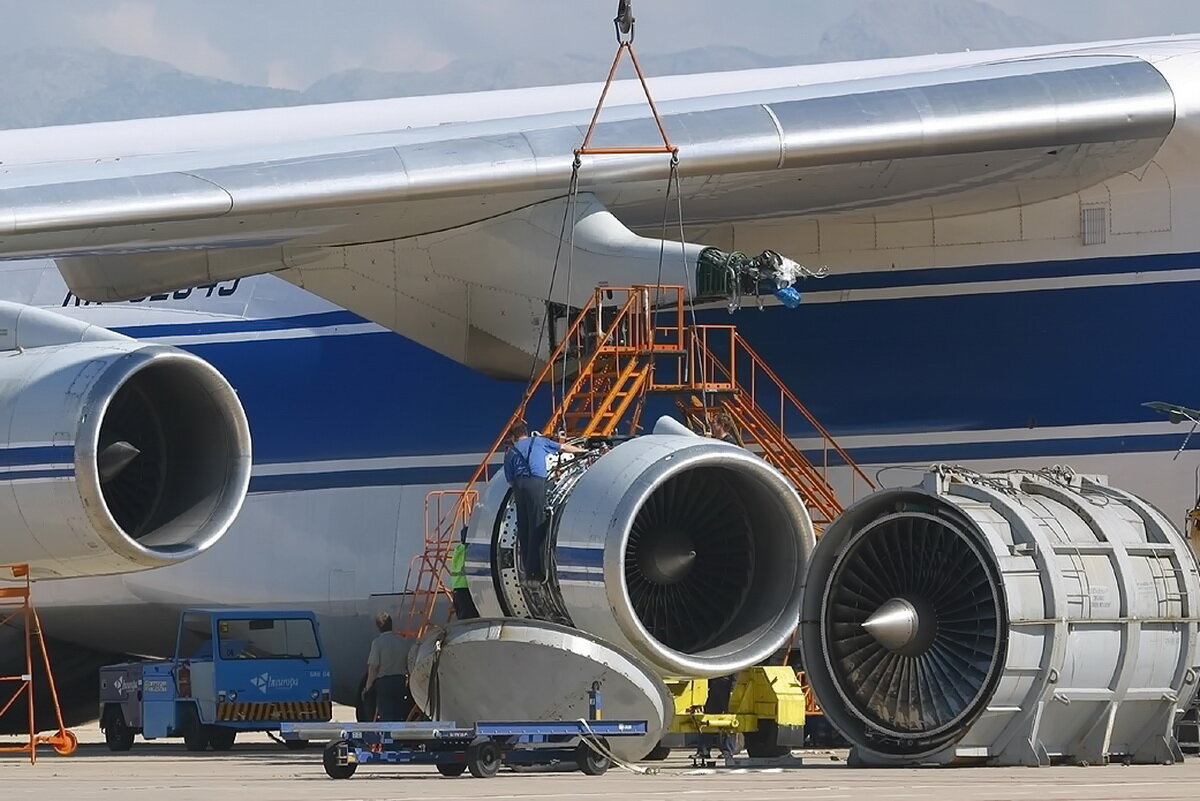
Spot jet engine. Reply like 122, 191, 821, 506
801, 467, 1200, 767
465, 420, 814, 678
0, 308, 251, 578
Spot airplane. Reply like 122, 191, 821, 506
3, 32, 1200, 728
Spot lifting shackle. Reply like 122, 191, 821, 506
614, 0, 635, 43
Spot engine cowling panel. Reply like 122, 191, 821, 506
0, 340, 251, 578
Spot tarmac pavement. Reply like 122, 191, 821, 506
3, 718, 1200, 801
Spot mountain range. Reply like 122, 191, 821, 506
0, 0, 1066, 129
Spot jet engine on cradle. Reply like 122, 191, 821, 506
801, 466, 1200, 767
464, 419, 815, 678
0, 303, 252, 579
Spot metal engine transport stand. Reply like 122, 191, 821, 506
283, 718, 647, 779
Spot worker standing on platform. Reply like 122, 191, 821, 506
364, 612, 411, 721
449, 527, 478, 619
709, 410, 743, 447
503, 421, 586, 582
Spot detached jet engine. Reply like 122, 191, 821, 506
801, 467, 1200, 767
0, 303, 251, 578
465, 418, 815, 678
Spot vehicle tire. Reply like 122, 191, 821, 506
576, 739, 611, 776
207, 726, 236, 751
436, 761, 468, 777
180, 705, 209, 752
644, 742, 671, 761
466, 738, 501, 778
103, 706, 135, 752
284, 738, 310, 751
323, 740, 357, 779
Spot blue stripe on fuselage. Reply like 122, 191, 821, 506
810, 250, 1200, 294
97, 253, 1200, 469
243, 429, 1195, 494
112, 310, 363, 338
248, 465, 476, 493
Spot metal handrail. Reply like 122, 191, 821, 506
682, 326, 874, 514
731, 332, 874, 489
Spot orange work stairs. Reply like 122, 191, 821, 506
669, 325, 875, 528
398, 285, 872, 640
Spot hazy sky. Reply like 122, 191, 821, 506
4, 1, 1200, 90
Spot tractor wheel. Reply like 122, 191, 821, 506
180, 705, 209, 752
102, 706, 135, 752
206, 725, 236, 751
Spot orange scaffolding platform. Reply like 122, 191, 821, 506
394, 285, 873, 641
0, 564, 77, 762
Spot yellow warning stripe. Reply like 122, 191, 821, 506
216, 700, 332, 722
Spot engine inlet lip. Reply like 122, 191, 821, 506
608, 443, 811, 678
75, 345, 251, 567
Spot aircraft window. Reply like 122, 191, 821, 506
178, 612, 213, 659
216, 618, 321, 660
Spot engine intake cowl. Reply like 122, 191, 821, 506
0, 339, 251, 578
466, 428, 814, 677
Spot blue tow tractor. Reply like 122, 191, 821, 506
99, 609, 332, 752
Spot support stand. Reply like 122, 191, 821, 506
0, 564, 77, 762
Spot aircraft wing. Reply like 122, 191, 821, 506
0, 45, 1182, 374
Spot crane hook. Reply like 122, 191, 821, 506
614, 0, 635, 43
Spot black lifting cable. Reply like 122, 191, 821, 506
529, 0, 683, 437
559, 161, 584, 425
526, 158, 583, 431
670, 158, 698, 333
653, 152, 698, 334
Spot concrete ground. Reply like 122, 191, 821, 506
3, 717, 1200, 801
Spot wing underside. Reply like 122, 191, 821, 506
0, 50, 1180, 372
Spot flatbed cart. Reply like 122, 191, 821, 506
283, 718, 647, 779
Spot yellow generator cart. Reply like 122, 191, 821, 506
663, 666, 807, 759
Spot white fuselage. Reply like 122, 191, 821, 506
4, 35, 1200, 703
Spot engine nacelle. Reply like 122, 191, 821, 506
801, 467, 1200, 767
466, 424, 814, 677
0, 324, 251, 578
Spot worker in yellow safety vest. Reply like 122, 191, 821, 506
450, 528, 479, 619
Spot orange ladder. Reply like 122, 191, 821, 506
0, 565, 77, 762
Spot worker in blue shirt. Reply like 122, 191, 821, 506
503, 421, 585, 581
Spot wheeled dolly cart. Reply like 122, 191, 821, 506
283, 718, 647, 779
